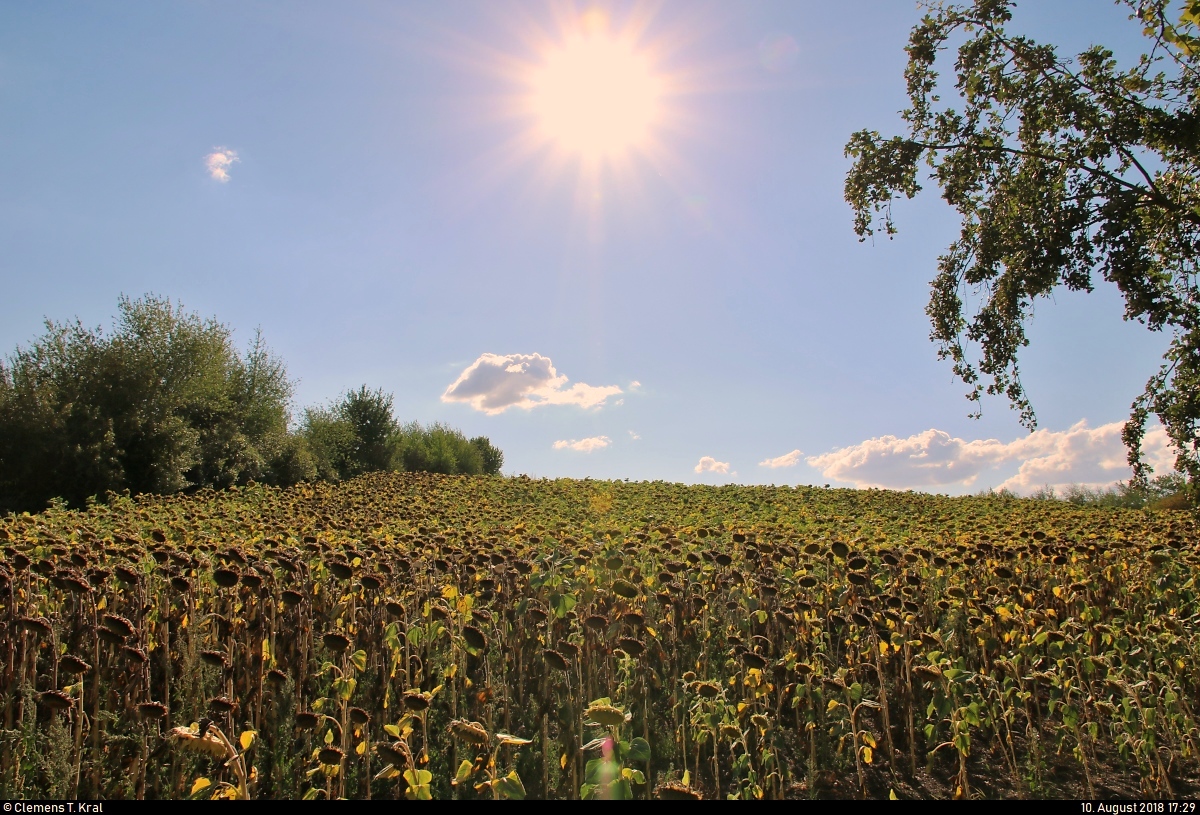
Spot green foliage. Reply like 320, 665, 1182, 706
299, 407, 358, 482
844, 0, 1200, 498
1027, 485, 1059, 503
1035, 472, 1188, 508
394, 422, 503, 476
302, 389, 503, 480
470, 435, 504, 476
982, 472, 1188, 507
0, 298, 504, 510
300, 386, 398, 482
0, 294, 296, 512
340, 386, 399, 475
261, 429, 318, 487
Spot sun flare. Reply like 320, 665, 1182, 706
530, 34, 662, 159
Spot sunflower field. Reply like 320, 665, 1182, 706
0, 472, 1197, 799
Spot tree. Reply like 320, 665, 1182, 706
302, 389, 506, 479
301, 386, 401, 481
844, 0, 1200, 497
470, 435, 505, 475
339, 386, 399, 475
299, 406, 358, 482
0, 295, 299, 511
394, 421, 497, 476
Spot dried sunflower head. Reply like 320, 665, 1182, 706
199, 650, 228, 670
39, 690, 73, 712
322, 631, 351, 653
376, 741, 410, 768
208, 696, 236, 715
449, 719, 490, 745
212, 568, 240, 588
318, 746, 344, 766
58, 654, 91, 675
656, 783, 702, 800
295, 711, 321, 730
584, 703, 627, 727
402, 691, 431, 712
461, 625, 487, 650
19, 616, 52, 637
138, 701, 168, 721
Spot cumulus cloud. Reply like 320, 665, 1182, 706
806, 420, 1177, 493
996, 423, 1174, 492
205, 148, 239, 182
759, 449, 804, 469
628, 430, 641, 440
695, 456, 731, 474
553, 436, 611, 453
442, 353, 622, 415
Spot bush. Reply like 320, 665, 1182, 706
394, 421, 490, 476
301, 389, 504, 480
300, 387, 399, 481
0, 295, 295, 512
0, 300, 507, 510
262, 430, 317, 486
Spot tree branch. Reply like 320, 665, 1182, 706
909, 140, 1200, 226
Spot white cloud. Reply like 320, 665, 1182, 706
553, 436, 611, 453
442, 353, 622, 415
806, 420, 1177, 494
759, 449, 804, 469
205, 148, 239, 182
629, 381, 642, 389
996, 423, 1174, 492
695, 456, 731, 474
628, 430, 641, 440
807, 429, 998, 488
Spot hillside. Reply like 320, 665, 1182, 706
0, 472, 1196, 799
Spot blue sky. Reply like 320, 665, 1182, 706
0, 1, 1177, 493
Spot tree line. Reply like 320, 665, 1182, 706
0, 295, 502, 514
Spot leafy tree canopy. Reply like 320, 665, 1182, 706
844, 0, 1200, 494
1, 297, 507, 512
301, 389, 505, 481
0, 294, 298, 511
394, 421, 504, 477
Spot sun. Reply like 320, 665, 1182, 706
529, 32, 663, 159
